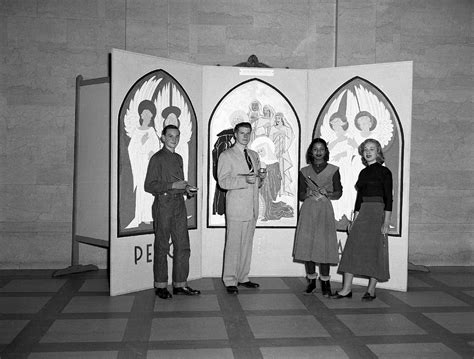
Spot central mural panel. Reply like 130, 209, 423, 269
207, 79, 300, 227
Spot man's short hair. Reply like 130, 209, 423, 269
162, 124, 180, 136
234, 121, 252, 134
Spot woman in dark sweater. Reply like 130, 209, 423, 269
333, 138, 392, 301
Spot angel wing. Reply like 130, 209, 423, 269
124, 76, 161, 138
154, 83, 170, 141
320, 89, 350, 143
354, 84, 394, 148
172, 85, 193, 181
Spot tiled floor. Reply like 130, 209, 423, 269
1, 268, 473, 358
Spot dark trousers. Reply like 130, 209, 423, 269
305, 262, 330, 277
152, 194, 190, 288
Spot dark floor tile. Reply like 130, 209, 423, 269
0, 279, 66, 293
0, 297, 51, 313
429, 273, 474, 287
79, 279, 110, 292
0, 320, 29, 344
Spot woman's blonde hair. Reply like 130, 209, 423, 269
358, 138, 385, 166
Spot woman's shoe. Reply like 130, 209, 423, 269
320, 279, 333, 297
304, 278, 317, 294
361, 292, 376, 301
331, 291, 352, 299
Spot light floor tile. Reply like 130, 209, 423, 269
239, 294, 306, 311
147, 348, 234, 358
79, 279, 109, 292
337, 313, 426, 336
0, 320, 29, 344
62, 296, 135, 313
423, 312, 474, 333
260, 345, 349, 358
390, 291, 469, 307
0, 279, 66, 292
149, 317, 228, 341
28, 351, 118, 359
247, 315, 330, 338
430, 273, 474, 287
367, 342, 461, 358
187, 278, 215, 291
40, 319, 128, 343
154, 294, 220, 312
0, 296, 51, 313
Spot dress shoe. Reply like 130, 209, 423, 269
304, 278, 317, 294
173, 286, 201, 296
155, 288, 172, 299
238, 281, 260, 288
331, 291, 352, 299
361, 292, 376, 301
226, 285, 239, 294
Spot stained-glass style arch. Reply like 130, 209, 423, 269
313, 76, 404, 236
118, 69, 198, 237
208, 78, 301, 228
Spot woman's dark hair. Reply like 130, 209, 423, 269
138, 100, 157, 127
358, 138, 384, 166
306, 138, 329, 164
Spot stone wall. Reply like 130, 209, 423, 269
0, 0, 472, 268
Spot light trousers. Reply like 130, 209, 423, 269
223, 219, 256, 286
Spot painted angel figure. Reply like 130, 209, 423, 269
269, 111, 295, 196
124, 84, 162, 229
154, 84, 193, 183
320, 83, 394, 229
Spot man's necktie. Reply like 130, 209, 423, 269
244, 149, 254, 172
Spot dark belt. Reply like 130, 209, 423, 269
157, 192, 183, 198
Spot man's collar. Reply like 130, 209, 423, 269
234, 143, 247, 151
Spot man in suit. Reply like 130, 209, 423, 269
217, 122, 266, 294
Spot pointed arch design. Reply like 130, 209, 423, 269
313, 76, 404, 236
207, 78, 301, 228
118, 69, 198, 237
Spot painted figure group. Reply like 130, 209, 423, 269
143, 111, 392, 301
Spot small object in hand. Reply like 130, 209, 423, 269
188, 186, 198, 192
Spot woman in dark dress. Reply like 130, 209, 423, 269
333, 138, 392, 301
293, 138, 342, 297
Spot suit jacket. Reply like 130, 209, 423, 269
217, 145, 260, 221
